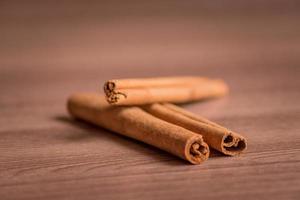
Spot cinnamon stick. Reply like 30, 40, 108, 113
103, 76, 228, 105
143, 103, 247, 156
67, 93, 210, 164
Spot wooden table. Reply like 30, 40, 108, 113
1, 1, 299, 199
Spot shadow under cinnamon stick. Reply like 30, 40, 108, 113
53, 115, 224, 166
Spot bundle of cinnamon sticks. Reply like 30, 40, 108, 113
67, 76, 247, 164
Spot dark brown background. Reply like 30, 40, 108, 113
0, 1, 300, 199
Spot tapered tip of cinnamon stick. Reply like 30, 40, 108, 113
221, 133, 247, 156
186, 136, 210, 164
216, 79, 229, 96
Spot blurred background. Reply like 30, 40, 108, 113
1, 0, 299, 128
1, 0, 299, 74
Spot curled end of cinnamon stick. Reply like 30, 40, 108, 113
186, 137, 210, 164
104, 81, 127, 104
221, 133, 247, 156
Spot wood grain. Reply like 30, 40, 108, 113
0, 1, 300, 199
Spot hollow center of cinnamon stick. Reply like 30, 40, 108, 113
223, 138, 246, 153
224, 135, 234, 143
190, 142, 208, 158
104, 81, 127, 103
104, 81, 115, 94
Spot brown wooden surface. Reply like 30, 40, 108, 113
0, 1, 300, 199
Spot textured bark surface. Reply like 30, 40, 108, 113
67, 93, 209, 164
0, 1, 300, 200
143, 103, 247, 155
104, 77, 228, 105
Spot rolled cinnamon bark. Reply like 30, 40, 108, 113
67, 93, 210, 164
143, 103, 247, 156
103, 76, 228, 105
